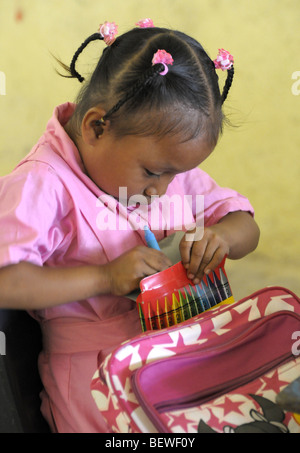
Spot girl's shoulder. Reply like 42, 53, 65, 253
173, 166, 215, 191
1, 153, 73, 212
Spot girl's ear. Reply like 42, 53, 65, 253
81, 107, 111, 145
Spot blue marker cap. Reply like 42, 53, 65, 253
144, 225, 160, 250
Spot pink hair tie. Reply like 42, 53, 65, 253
152, 49, 174, 75
136, 18, 154, 28
213, 48, 234, 71
98, 21, 118, 45
214, 49, 233, 71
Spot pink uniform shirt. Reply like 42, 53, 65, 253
0, 103, 254, 432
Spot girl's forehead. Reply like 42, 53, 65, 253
117, 132, 213, 171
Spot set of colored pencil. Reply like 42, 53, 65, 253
139, 227, 234, 332
137, 268, 234, 332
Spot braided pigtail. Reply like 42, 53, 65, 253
70, 33, 103, 83
213, 49, 234, 104
221, 67, 234, 104
61, 22, 118, 83
102, 64, 165, 122
100, 50, 174, 124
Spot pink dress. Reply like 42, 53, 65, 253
0, 103, 254, 432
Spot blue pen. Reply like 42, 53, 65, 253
144, 225, 161, 250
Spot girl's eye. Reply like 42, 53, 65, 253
145, 169, 161, 177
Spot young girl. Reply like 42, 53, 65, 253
0, 20, 259, 432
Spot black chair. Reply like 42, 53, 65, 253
0, 309, 50, 433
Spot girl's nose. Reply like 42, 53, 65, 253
144, 175, 174, 198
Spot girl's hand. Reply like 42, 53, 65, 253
180, 225, 230, 284
179, 211, 260, 284
103, 246, 172, 296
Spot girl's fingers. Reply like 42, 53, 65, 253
186, 239, 209, 280
179, 238, 193, 270
181, 228, 230, 284
143, 247, 172, 271
193, 246, 226, 282
107, 246, 172, 295
179, 229, 201, 271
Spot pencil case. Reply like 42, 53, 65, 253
136, 256, 234, 332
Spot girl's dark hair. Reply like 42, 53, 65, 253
60, 26, 234, 146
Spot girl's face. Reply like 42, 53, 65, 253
81, 131, 214, 204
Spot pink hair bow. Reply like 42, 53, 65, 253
152, 49, 174, 75
98, 21, 118, 45
136, 18, 154, 28
213, 48, 234, 71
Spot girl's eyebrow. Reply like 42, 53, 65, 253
147, 165, 178, 174
149, 160, 182, 172
160, 163, 187, 173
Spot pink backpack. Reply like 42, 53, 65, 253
91, 286, 300, 433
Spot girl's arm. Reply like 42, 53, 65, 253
180, 210, 260, 284
0, 246, 172, 310
0, 262, 107, 310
